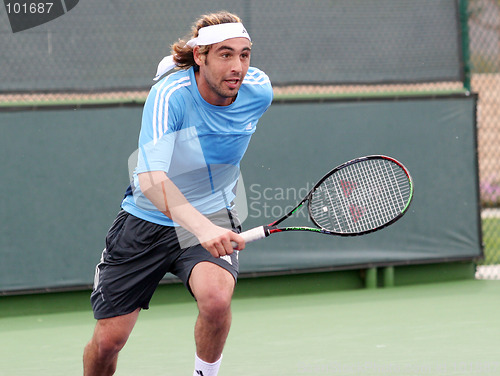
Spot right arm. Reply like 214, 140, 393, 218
137, 81, 245, 256
138, 170, 245, 256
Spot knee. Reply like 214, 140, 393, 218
190, 263, 235, 322
197, 290, 232, 321
91, 328, 129, 359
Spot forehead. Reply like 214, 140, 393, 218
210, 37, 252, 52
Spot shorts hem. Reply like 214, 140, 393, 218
183, 258, 239, 298
93, 306, 149, 320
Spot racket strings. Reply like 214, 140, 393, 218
310, 159, 411, 234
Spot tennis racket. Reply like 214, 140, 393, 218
234, 155, 413, 246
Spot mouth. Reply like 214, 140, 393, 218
225, 78, 240, 90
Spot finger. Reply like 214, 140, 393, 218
229, 233, 245, 251
202, 241, 221, 258
220, 238, 234, 256
213, 241, 227, 257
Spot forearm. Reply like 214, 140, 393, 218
137, 170, 211, 237
138, 170, 245, 254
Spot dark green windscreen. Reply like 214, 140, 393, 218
238, 95, 480, 273
0, 95, 480, 292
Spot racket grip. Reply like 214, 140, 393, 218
231, 226, 267, 248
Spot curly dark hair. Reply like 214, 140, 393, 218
171, 11, 243, 69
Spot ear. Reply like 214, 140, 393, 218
193, 46, 205, 66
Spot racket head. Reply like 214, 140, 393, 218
307, 155, 413, 236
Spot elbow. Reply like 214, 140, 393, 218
137, 171, 167, 194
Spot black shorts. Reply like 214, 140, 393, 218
90, 209, 240, 320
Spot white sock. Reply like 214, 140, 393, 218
193, 353, 223, 376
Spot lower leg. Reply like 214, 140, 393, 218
189, 262, 235, 367
83, 340, 119, 376
83, 309, 140, 376
194, 306, 232, 362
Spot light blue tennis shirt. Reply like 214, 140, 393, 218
122, 66, 273, 226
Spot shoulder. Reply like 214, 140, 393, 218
243, 67, 272, 89
149, 69, 193, 101
144, 69, 193, 114
241, 67, 273, 105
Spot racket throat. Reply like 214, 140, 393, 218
266, 226, 282, 235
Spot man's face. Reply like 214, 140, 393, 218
194, 37, 251, 106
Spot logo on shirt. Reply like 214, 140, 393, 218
245, 122, 253, 131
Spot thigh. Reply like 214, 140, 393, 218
170, 207, 241, 297
171, 244, 239, 298
91, 210, 182, 319
189, 262, 236, 307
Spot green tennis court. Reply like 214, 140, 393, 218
1, 272, 499, 376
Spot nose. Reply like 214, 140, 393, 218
231, 56, 243, 74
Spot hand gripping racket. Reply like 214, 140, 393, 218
235, 155, 413, 246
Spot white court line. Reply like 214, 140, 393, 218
481, 208, 500, 219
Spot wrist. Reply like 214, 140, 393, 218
184, 214, 213, 238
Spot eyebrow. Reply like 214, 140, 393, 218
214, 45, 252, 53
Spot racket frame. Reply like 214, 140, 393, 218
258, 155, 413, 238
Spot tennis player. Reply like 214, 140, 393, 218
83, 11, 273, 376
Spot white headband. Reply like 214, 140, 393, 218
186, 22, 250, 47
153, 22, 251, 81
